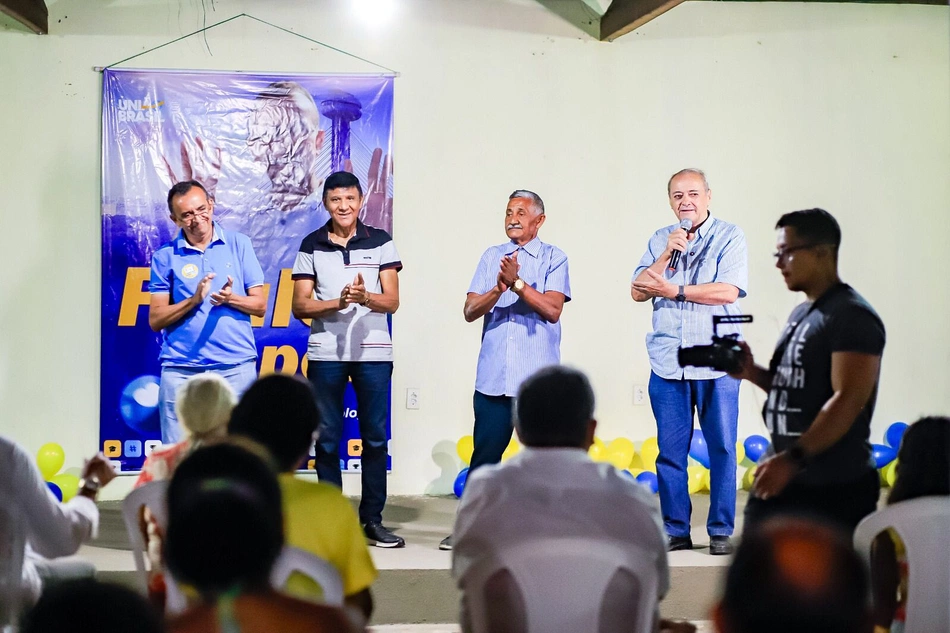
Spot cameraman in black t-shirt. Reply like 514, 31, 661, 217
730, 208, 885, 534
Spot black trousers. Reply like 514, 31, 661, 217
744, 467, 880, 535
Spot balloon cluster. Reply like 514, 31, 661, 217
36, 443, 80, 502
449, 421, 909, 498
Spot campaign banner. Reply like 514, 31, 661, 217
101, 69, 394, 472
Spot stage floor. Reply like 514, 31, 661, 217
81, 493, 747, 626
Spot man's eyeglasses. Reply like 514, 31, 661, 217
773, 243, 822, 261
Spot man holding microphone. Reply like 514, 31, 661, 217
631, 168, 748, 555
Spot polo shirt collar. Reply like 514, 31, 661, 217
693, 213, 717, 239
505, 236, 542, 258
176, 222, 226, 250
317, 219, 372, 246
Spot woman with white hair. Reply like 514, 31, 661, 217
134, 372, 237, 487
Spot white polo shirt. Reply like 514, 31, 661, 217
292, 220, 402, 362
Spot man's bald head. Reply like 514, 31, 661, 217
715, 518, 870, 633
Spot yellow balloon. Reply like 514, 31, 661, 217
882, 460, 898, 487
456, 435, 474, 465
502, 437, 521, 462
49, 473, 80, 502
629, 453, 644, 470
700, 468, 711, 492
735, 441, 746, 464
628, 468, 645, 478
36, 443, 65, 480
588, 442, 606, 461
640, 437, 659, 471
687, 466, 706, 494
742, 466, 757, 491
606, 438, 636, 470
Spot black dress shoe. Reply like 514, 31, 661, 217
709, 536, 734, 556
439, 535, 453, 551
667, 535, 693, 551
363, 522, 406, 548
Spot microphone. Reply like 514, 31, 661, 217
668, 219, 693, 271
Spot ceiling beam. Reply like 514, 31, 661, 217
600, 0, 683, 41
0, 0, 48, 34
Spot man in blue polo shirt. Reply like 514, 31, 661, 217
440, 189, 571, 551
149, 180, 266, 444
291, 171, 404, 548
631, 168, 748, 556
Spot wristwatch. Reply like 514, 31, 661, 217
78, 475, 101, 496
513, 278, 525, 292
675, 285, 686, 302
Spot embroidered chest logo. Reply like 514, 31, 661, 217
181, 264, 199, 279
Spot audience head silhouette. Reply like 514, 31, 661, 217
515, 365, 596, 449
175, 372, 236, 442
715, 518, 870, 633
889, 415, 950, 505
22, 578, 163, 633
165, 443, 283, 599
228, 373, 320, 472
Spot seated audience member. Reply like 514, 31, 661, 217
0, 435, 116, 607
164, 443, 356, 633
135, 372, 236, 487
21, 578, 164, 633
451, 366, 673, 633
713, 518, 870, 633
228, 374, 377, 620
867, 416, 949, 633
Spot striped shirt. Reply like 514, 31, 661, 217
633, 215, 748, 380
292, 220, 402, 362
469, 238, 571, 397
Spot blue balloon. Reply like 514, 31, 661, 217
620, 469, 635, 480
689, 430, 711, 468
47, 482, 63, 502
885, 422, 908, 449
119, 375, 161, 433
635, 471, 659, 494
744, 435, 770, 464
453, 468, 470, 498
871, 443, 898, 469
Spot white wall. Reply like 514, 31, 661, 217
0, 0, 947, 500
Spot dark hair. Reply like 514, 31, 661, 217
888, 416, 950, 505
22, 578, 164, 633
165, 443, 283, 597
775, 208, 841, 251
322, 171, 363, 201
228, 374, 319, 471
719, 518, 869, 633
166, 180, 209, 214
516, 366, 594, 448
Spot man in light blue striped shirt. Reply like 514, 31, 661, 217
632, 169, 748, 556
440, 190, 571, 551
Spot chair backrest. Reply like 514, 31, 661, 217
854, 496, 950, 633
0, 505, 25, 631
461, 537, 660, 633
121, 481, 169, 591
270, 546, 344, 606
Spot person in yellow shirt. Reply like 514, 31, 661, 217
229, 374, 377, 620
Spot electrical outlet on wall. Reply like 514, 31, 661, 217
406, 388, 421, 409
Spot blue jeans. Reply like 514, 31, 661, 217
649, 371, 740, 538
469, 391, 515, 476
307, 361, 392, 525
159, 361, 257, 444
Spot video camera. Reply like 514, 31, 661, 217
677, 315, 753, 374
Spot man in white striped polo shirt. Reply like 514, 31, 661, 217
632, 168, 748, 556
440, 190, 571, 551
291, 171, 405, 548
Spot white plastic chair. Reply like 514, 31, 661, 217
270, 545, 345, 606
460, 537, 660, 633
854, 496, 950, 633
121, 481, 187, 613
0, 507, 25, 633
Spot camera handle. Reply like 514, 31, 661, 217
712, 314, 753, 338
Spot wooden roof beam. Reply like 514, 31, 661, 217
0, 0, 48, 34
